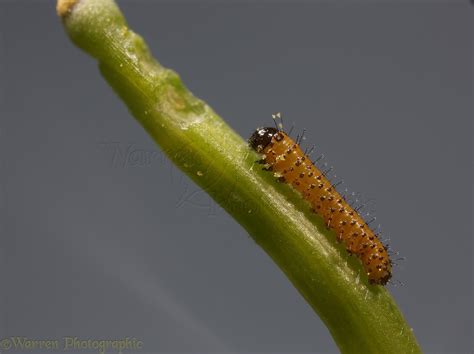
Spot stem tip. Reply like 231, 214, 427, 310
57, 0, 79, 18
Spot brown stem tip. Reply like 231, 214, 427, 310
56, 0, 79, 18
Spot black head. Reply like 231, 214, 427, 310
248, 127, 279, 152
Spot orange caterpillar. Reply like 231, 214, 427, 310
249, 121, 392, 285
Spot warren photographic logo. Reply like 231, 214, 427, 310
97, 140, 221, 215
98, 141, 163, 168
0, 336, 143, 354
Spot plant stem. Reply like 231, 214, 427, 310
57, 1, 422, 353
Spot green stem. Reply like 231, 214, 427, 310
57, 1, 422, 353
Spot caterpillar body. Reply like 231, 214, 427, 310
248, 125, 392, 285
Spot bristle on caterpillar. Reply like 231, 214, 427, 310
248, 122, 392, 285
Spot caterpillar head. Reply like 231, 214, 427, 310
248, 127, 279, 153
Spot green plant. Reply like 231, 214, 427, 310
57, 1, 422, 353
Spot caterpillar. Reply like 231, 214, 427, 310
248, 117, 392, 285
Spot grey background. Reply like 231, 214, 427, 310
0, 1, 472, 353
